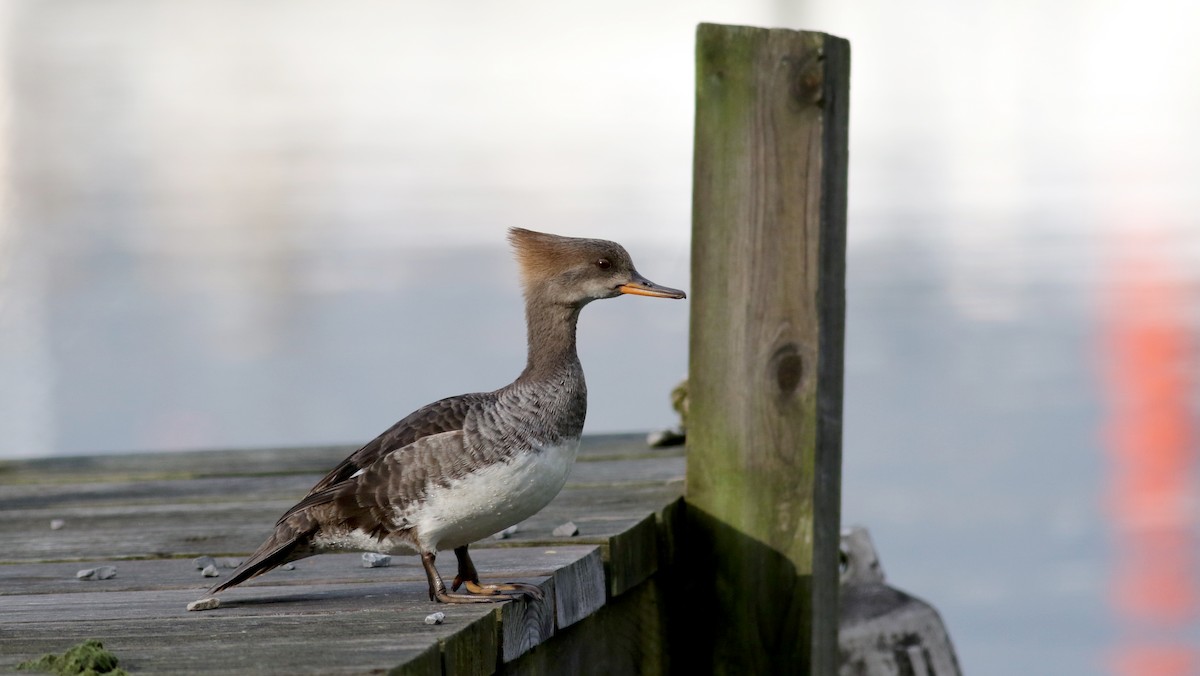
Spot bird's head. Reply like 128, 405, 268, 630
508, 227, 686, 308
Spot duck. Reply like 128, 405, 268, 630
208, 227, 686, 604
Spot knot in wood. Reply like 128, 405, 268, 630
769, 343, 804, 399
784, 51, 824, 108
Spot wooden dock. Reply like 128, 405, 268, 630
0, 434, 684, 675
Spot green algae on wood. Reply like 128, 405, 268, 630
16, 639, 128, 676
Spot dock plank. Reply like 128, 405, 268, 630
0, 548, 598, 597
0, 452, 683, 514
0, 434, 661, 485
2, 610, 472, 675
0, 482, 682, 565
552, 548, 606, 628
499, 577, 556, 663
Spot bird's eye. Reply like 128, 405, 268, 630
596, 259, 612, 270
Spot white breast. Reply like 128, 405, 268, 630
413, 438, 580, 552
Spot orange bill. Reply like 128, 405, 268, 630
618, 274, 686, 299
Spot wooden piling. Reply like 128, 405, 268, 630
683, 23, 849, 674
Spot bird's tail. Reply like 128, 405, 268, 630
208, 521, 314, 595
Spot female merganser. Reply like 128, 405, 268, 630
209, 228, 685, 604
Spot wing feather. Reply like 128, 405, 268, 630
304, 392, 489, 497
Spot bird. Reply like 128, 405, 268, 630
208, 227, 686, 604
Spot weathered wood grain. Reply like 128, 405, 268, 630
0, 582, 501, 672
552, 548, 605, 628
0, 499, 300, 563
0, 445, 356, 485
0, 434, 657, 486
1, 615, 444, 675
0, 455, 681, 517
441, 608, 499, 676
498, 577, 668, 676
0, 548, 598, 597
499, 578, 555, 663
686, 22, 850, 675
0, 474, 317, 511
0, 472, 682, 565
603, 514, 658, 598
391, 644, 444, 676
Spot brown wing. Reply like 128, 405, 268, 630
212, 429, 469, 594
275, 428, 468, 536
215, 395, 493, 595
302, 392, 491, 498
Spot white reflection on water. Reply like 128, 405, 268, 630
1, 2, 1199, 675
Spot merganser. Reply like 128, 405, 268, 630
209, 228, 685, 604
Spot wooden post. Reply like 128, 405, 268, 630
683, 23, 849, 674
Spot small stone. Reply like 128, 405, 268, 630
187, 597, 220, 612
552, 521, 579, 537
281, 563, 295, 571
491, 525, 519, 540
49, 519, 65, 530
221, 558, 242, 569
424, 612, 445, 625
193, 555, 216, 570
362, 553, 392, 568
202, 564, 220, 578
75, 566, 116, 581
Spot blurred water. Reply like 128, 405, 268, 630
1, 1, 1199, 675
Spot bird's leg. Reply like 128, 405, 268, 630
450, 544, 480, 591
420, 551, 448, 602
450, 545, 543, 600
421, 550, 534, 603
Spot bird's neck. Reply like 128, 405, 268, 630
519, 295, 582, 383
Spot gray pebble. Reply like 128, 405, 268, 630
49, 519, 65, 530
281, 563, 295, 571
76, 566, 117, 581
362, 553, 392, 568
221, 558, 242, 569
202, 564, 220, 578
552, 521, 579, 537
491, 525, 519, 540
187, 597, 220, 612
193, 556, 216, 570
424, 612, 445, 625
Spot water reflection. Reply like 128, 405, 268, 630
0, 0, 698, 455
1103, 231, 1199, 676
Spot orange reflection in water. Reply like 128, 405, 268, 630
1103, 231, 1198, 676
